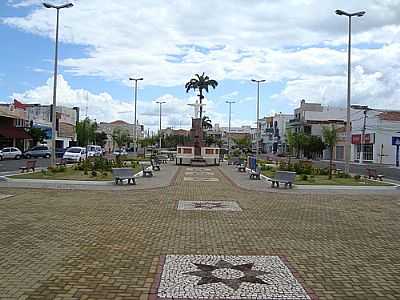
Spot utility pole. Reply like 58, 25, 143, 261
226, 101, 235, 156
336, 9, 366, 173
251, 79, 266, 157
156, 101, 166, 149
129, 77, 143, 153
360, 108, 368, 163
43, 2, 74, 167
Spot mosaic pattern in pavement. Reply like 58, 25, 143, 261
155, 255, 312, 300
177, 200, 242, 211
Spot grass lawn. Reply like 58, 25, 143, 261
261, 170, 392, 186
12, 166, 142, 181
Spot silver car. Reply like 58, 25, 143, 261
0, 147, 22, 160
24, 145, 51, 159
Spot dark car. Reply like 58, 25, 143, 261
55, 148, 67, 158
24, 145, 51, 159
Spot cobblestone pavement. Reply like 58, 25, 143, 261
0, 163, 178, 191
0, 166, 399, 299
219, 163, 400, 194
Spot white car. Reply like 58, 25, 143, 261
63, 147, 87, 163
113, 149, 127, 156
0, 147, 22, 160
87, 145, 102, 157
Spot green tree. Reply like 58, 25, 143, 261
322, 125, 338, 179
28, 127, 46, 146
95, 131, 108, 147
112, 128, 130, 149
202, 115, 213, 130
76, 118, 97, 147
304, 135, 325, 159
234, 136, 251, 154
185, 73, 218, 120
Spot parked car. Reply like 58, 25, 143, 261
24, 145, 51, 159
0, 147, 22, 160
63, 147, 87, 163
0, 151, 3, 160
87, 145, 102, 157
55, 148, 67, 158
113, 148, 127, 156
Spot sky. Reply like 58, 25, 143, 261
1, 0, 400, 130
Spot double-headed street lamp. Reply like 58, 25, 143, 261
43, 2, 74, 167
156, 101, 166, 149
335, 9, 366, 174
129, 77, 143, 153
226, 100, 235, 156
251, 79, 266, 156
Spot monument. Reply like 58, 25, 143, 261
176, 73, 220, 166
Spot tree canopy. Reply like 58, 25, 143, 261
76, 118, 97, 147
185, 73, 218, 120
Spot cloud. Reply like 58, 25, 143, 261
11, 75, 200, 129
3, 0, 400, 119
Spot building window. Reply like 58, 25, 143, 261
335, 146, 344, 161
354, 144, 373, 161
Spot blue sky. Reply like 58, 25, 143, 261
1, 0, 400, 129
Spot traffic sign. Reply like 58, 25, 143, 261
392, 137, 400, 146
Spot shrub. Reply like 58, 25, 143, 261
102, 172, 108, 177
353, 174, 361, 181
301, 174, 308, 181
91, 170, 97, 177
336, 172, 351, 179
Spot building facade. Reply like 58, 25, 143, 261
0, 100, 32, 150
97, 120, 144, 151
351, 110, 400, 165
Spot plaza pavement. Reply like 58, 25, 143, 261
0, 165, 399, 299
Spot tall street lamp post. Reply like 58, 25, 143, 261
335, 9, 366, 174
129, 77, 143, 153
156, 101, 166, 149
43, 2, 74, 167
251, 79, 266, 157
226, 100, 235, 156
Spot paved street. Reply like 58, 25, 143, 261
0, 166, 399, 299
0, 158, 51, 174
312, 160, 400, 181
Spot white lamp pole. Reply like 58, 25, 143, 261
156, 101, 166, 149
335, 9, 366, 174
43, 2, 74, 167
226, 100, 235, 156
251, 79, 266, 157
129, 77, 143, 153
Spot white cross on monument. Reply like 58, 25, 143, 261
188, 98, 205, 119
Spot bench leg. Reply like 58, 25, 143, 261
289, 182, 292, 189
276, 182, 279, 188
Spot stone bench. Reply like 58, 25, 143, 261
268, 171, 296, 189
112, 168, 136, 185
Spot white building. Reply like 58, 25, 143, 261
24, 103, 79, 149
351, 110, 400, 165
97, 120, 144, 151
259, 113, 294, 154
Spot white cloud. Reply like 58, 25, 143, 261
12, 75, 200, 129
3, 0, 400, 121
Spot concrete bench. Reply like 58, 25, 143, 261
141, 163, 153, 177
19, 160, 36, 173
366, 168, 384, 181
156, 155, 168, 164
237, 163, 247, 173
112, 168, 136, 185
151, 159, 161, 171
268, 171, 296, 188
249, 167, 261, 180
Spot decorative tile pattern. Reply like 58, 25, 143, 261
0, 193, 14, 200
177, 201, 242, 211
185, 171, 215, 176
184, 177, 219, 182
155, 255, 312, 300
186, 168, 212, 172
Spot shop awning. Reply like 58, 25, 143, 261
0, 128, 32, 139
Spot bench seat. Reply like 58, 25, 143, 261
268, 171, 296, 189
112, 168, 136, 185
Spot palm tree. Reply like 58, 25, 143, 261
202, 115, 212, 130
322, 125, 338, 179
185, 73, 218, 120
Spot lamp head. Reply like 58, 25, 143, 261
335, 9, 346, 15
355, 11, 366, 17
